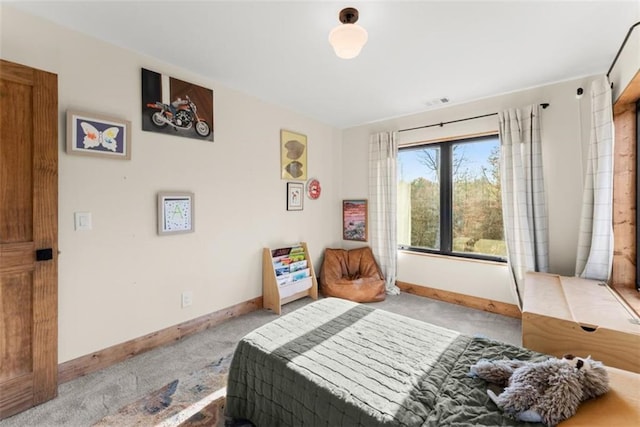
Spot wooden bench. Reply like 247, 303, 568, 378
522, 272, 640, 373
519, 272, 640, 425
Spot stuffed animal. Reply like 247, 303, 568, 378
469, 354, 610, 426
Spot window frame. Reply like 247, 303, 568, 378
398, 133, 507, 263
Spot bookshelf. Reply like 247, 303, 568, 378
263, 242, 318, 314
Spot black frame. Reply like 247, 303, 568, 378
398, 134, 506, 263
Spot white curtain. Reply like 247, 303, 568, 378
498, 105, 549, 307
369, 132, 400, 295
575, 76, 614, 281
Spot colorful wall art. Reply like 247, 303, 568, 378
343, 199, 368, 241
141, 68, 214, 141
66, 110, 131, 159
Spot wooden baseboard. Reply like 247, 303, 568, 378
58, 296, 263, 384
397, 281, 521, 319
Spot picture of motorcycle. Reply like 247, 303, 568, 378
146, 95, 211, 138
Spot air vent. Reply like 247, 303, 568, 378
424, 97, 450, 107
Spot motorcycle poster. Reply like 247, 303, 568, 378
141, 68, 214, 142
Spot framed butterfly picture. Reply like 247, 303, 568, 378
66, 110, 132, 160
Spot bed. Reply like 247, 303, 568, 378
225, 297, 553, 426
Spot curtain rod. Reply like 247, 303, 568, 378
606, 21, 639, 78
398, 103, 549, 133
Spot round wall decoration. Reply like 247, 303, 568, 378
306, 178, 321, 199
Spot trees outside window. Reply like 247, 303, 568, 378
397, 135, 506, 260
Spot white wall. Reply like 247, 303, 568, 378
2, 3, 629, 361
1, 6, 342, 363
342, 77, 598, 305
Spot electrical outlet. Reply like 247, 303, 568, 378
181, 291, 193, 308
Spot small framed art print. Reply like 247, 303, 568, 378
287, 182, 304, 211
66, 109, 131, 159
158, 192, 195, 235
342, 199, 368, 241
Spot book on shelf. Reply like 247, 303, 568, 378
273, 254, 299, 264
271, 245, 306, 272
289, 252, 306, 262
289, 259, 308, 272
272, 244, 303, 258
291, 268, 310, 281
274, 265, 289, 277
272, 261, 289, 270
271, 247, 290, 258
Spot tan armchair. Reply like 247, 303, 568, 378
319, 246, 386, 303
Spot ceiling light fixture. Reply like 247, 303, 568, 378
328, 7, 368, 59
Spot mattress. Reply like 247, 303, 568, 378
225, 297, 546, 426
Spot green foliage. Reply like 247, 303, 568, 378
409, 178, 440, 249
408, 144, 505, 257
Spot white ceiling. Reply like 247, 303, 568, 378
8, 1, 639, 128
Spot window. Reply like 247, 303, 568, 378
397, 134, 506, 261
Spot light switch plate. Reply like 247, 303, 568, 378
74, 212, 92, 231
182, 291, 193, 308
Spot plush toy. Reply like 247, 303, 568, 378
469, 354, 610, 426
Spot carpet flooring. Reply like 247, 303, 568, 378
0, 292, 521, 426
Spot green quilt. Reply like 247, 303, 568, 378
226, 298, 546, 426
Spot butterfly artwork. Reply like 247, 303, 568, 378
80, 122, 119, 152
67, 110, 131, 160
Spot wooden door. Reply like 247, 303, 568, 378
0, 59, 58, 419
